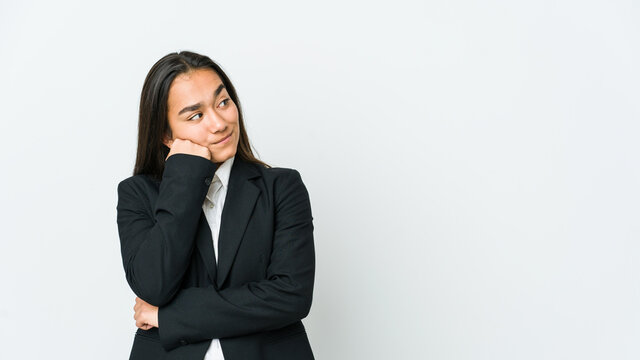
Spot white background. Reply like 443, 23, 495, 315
1, 0, 639, 359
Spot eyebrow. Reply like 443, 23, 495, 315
177, 83, 226, 115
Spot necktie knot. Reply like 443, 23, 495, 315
206, 175, 222, 204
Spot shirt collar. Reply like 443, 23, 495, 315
206, 155, 235, 202
214, 155, 235, 189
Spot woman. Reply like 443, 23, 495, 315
116, 51, 316, 360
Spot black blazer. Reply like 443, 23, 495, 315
116, 154, 315, 360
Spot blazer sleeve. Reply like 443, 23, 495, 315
156, 169, 315, 350
116, 154, 217, 306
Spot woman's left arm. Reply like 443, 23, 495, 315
156, 169, 316, 351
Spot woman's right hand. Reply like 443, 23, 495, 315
165, 138, 212, 161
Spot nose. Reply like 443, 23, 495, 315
204, 109, 226, 133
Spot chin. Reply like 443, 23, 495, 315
212, 147, 238, 164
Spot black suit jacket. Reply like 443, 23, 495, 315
116, 154, 315, 360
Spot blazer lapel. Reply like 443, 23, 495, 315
216, 157, 261, 287
195, 211, 218, 286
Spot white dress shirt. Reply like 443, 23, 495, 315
202, 155, 235, 360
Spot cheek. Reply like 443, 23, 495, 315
232, 127, 240, 147
179, 125, 209, 142
228, 106, 240, 124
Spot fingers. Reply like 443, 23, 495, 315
133, 297, 157, 330
165, 138, 212, 161
134, 297, 144, 327
135, 320, 152, 330
134, 306, 149, 329
135, 317, 154, 330
133, 296, 142, 312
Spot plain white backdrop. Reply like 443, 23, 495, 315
1, 0, 639, 359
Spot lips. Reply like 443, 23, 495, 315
214, 132, 232, 144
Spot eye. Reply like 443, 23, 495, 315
219, 98, 231, 108
188, 113, 202, 121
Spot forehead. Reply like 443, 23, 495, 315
168, 68, 224, 108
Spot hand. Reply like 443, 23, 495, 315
134, 296, 159, 330
165, 138, 212, 161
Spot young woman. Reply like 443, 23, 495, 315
116, 51, 316, 360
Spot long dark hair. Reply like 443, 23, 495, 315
133, 51, 270, 179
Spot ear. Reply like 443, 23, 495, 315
162, 132, 173, 148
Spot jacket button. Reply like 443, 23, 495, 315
205, 178, 212, 185
180, 339, 188, 345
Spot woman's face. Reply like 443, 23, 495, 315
164, 68, 240, 164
